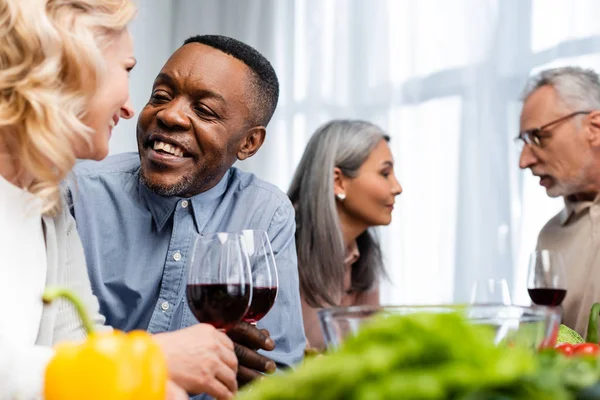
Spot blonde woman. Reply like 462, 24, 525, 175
0, 1, 190, 398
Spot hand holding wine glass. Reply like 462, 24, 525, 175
186, 231, 276, 386
234, 229, 279, 385
186, 232, 252, 330
527, 249, 567, 306
226, 321, 277, 385
240, 229, 279, 324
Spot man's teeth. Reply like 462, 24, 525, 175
109, 119, 116, 128
153, 140, 184, 157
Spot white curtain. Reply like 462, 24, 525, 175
111, 0, 600, 306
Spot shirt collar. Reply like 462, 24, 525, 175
190, 169, 232, 227
344, 240, 360, 266
140, 168, 232, 231
560, 193, 600, 225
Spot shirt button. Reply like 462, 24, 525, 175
181, 200, 189, 208
173, 251, 182, 261
161, 301, 169, 311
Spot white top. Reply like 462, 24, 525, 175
0, 175, 47, 345
0, 174, 109, 400
0, 175, 53, 399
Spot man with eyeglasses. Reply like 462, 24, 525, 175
518, 66, 600, 336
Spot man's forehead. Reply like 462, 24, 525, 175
521, 85, 566, 123
161, 43, 249, 80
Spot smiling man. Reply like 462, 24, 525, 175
518, 66, 600, 336
69, 35, 306, 397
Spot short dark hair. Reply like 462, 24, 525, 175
183, 35, 279, 127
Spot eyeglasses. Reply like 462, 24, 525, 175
515, 110, 592, 149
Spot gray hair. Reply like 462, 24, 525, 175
521, 66, 600, 111
288, 119, 390, 307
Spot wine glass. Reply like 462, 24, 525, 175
527, 249, 567, 306
186, 232, 253, 330
470, 278, 512, 305
239, 229, 278, 324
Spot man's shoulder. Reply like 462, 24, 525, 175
228, 167, 292, 210
70, 153, 141, 201
73, 152, 141, 179
539, 207, 567, 237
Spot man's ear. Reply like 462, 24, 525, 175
237, 126, 266, 161
588, 111, 600, 148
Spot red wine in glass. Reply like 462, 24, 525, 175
187, 283, 251, 329
527, 288, 567, 307
527, 249, 567, 307
240, 230, 279, 324
186, 232, 252, 330
243, 286, 278, 324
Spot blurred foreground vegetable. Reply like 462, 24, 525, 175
241, 310, 600, 399
239, 312, 564, 400
587, 304, 600, 344
557, 304, 600, 360
42, 287, 168, 400
559, 325, 585, 345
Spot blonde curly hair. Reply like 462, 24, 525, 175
0, 0, 136, 214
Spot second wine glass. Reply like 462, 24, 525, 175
470, 278, 512, 305
240, 229, 278, 324
186, 232, 253, 330
527, 249, 567, 307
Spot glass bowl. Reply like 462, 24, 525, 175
317, 304, 561, 350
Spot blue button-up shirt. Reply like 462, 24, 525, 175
68, 153, 306, 371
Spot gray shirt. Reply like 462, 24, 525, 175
68, 153, 306, 370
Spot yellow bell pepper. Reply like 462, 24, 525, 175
42, 287, 169, 400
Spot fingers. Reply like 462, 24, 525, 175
214, 333, 238, 390
234, 343, 276, 373
203, 378, 235, 400
214, 329, 237, 368
216, 329, 235, 351
216, 359, 238, 393
166, 380, 188, 400
154, 324, 240, 397
185, 356, 238, 396
220, 342, 239, 370
227, 322, 275, 350
237, 365, 264, 385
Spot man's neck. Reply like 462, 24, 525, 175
571, 192, 599, 202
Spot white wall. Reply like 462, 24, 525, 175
108, 0, 598, 305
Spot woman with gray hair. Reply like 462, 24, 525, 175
288, 119, 402, 350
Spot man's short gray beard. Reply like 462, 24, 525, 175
547, 161, 594, 198
139, 170, 197, 197
546, 183, 570, 198
139, 168, 222, 198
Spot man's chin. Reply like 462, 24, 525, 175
545, 184, 568, 198
545, 189, 563, 198
139, 167, 192, 197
